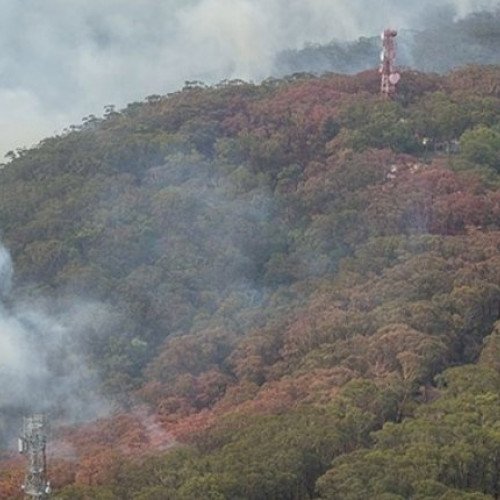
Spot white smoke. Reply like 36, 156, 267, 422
0, 0, 498, 158
0, 242, 109, 443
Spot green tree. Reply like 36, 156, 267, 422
460, 126, 500, 172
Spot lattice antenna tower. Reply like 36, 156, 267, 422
380, 28, 401, 97
19, 414, 51, 499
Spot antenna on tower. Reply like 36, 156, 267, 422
380, 28, 400, 97
19, 414, 51, 499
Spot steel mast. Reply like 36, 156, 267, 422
19, 414, 51, 499
380, 28, 401, 97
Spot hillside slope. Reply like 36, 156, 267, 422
0, 66, 499, 499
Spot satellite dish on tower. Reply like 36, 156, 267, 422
389, 72, 401, 85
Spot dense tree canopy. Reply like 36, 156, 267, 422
0, 65, 499, 498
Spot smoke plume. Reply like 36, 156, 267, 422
0, 242, 109, 445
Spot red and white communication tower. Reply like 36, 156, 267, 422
380, 29, 400, 97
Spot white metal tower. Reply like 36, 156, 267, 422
19, 414, 51, 499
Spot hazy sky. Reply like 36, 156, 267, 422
1, 0, 498, 157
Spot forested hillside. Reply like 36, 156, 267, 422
0, 65, 500, 499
